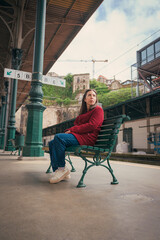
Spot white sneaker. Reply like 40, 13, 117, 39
64, 173, 71, 180
49, 167, 70, 183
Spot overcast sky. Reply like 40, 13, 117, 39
50, 0, 160, 82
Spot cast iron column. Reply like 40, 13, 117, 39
5, 49, 23, 151
0, 95, 6, 149
136, 51, 140, 97
0, 104, 1, 130
0, 98, 3, 146
22, 0, 46, 157
0, 81, 9, 149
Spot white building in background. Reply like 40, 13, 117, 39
73, 73, 90, 93
97, 75, 113, 86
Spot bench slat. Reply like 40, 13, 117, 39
95, 140, 113, 145
103, 118, 123, 125
98, 129, 118, 135
100, 125, 120, 131
94, 143, 111, 150
96, 140, 114, 145
99, 128, 115, 133
95, 140, 114, 145
98, 133, 118, 139
101, 122, 122, 129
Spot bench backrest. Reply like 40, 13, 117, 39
94, 114, 130, 151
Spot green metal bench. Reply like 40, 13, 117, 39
9, 135, 25, 156
46, 114, 130, 187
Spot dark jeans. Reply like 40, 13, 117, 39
49, 133, 79, 172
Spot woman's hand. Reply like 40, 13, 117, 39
65, 130, 71, 134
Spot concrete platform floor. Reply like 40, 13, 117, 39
0, 151, 160, 240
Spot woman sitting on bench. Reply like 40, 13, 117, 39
49, 89, 104, 184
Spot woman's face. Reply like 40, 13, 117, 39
84, 90, 97, 107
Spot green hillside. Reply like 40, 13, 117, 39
42, 73, 77, 106
42, 74, 136, 108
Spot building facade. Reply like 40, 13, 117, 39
73, 73, 90, 93
137, 37, 160, 91
110, 80, 122, 90
97, 75, 113, 86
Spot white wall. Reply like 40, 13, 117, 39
117, 116, 160, 152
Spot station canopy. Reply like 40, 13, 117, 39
0, 0, 103, 110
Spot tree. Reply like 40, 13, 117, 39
98, 87, 136, 108
90, 79, 110, 94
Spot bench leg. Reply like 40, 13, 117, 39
77, 176, 86, 188
77, 173, 86, 188
46, 162, 52, 173
46, 153, 76, 174
65, 153, 76, 172
18, 147, 21, 156
77, 162, 94, 188
109, 170, 119, 185
101, 164, 119, 185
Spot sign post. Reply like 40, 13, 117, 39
4, 68, 66, 87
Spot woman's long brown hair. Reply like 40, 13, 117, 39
79, 89, 97, 115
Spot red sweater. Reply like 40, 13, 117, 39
67, 105, 104, 146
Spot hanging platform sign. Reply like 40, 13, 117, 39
4, 68, 32, 81
42, 75, 65, 87
4, 68, 66, 87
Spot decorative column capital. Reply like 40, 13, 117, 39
5, 80, 9, 88
1, 95, 5, 104
1, 91, 6, 97
12, 48, 23, 70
